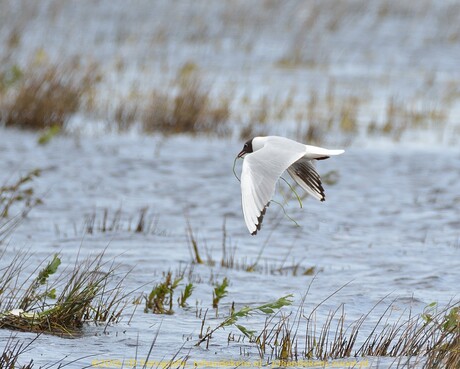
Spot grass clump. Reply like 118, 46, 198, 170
142, 65, 231, 136
420, 303, 460, 368
377, 97, 447, 141
219, 290, 459, 367
0, 252, 128, 337
0, 60, 99, 130
144, 270, 194, 314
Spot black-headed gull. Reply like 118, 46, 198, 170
237, 136, 344, 235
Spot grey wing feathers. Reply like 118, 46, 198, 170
287, 158, 325, 202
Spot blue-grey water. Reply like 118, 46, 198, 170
1, 0, 460, 367
1, 129, 458, 368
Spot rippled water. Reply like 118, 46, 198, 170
1, 129, 459, 368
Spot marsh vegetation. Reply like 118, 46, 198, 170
0, 252, 128, 337
1, 1, 459, 145
1, 0, 459, 367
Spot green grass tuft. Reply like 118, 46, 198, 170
144, 271, 183, 315
212, 277, 229, 310
0, 252, 129, 337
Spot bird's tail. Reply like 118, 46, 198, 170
304, 145, 344, 160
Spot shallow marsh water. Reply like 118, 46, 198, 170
1, 0, 460, 367
0, 129, 459, 368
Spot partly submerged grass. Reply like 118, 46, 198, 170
127, 264, 458, 367
144, 270, 184, 315
1, 0, 458, 144
186, 219, 319, 277
196, 295, 294, 348
0, 334, 35, 369
212, 277, 229, 311
1, 241, 456, 366
211, 287, 459, 368
142, 67, 231, 136
0, 54, 452, 144
0, 60, 99, 130
83, 207, 160, 235
0, 169, 42, 243
0, 169, 42, 219
0, 333, 91, 368
0, 251, 129, 337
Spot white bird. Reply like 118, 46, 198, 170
237, 136, 344, 235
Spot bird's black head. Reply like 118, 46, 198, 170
237, 138, 253, 158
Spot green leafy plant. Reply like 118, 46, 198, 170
421, 301, 438, 324
196, 294, 293, 346
422, 302, 459, 333
442, 306, 459, 332
19, 254, 61, 310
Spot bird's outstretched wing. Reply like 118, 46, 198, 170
241, 141, 306, 235
287, 158, 325, 202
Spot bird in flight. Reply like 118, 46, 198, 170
237, 136, 344, 235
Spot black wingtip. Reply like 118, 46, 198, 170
251, 203, 270, 236
320, 188, 326, 202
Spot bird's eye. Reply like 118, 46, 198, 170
244, 144, 248, 148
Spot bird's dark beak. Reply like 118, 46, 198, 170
237, 149, 246, 158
